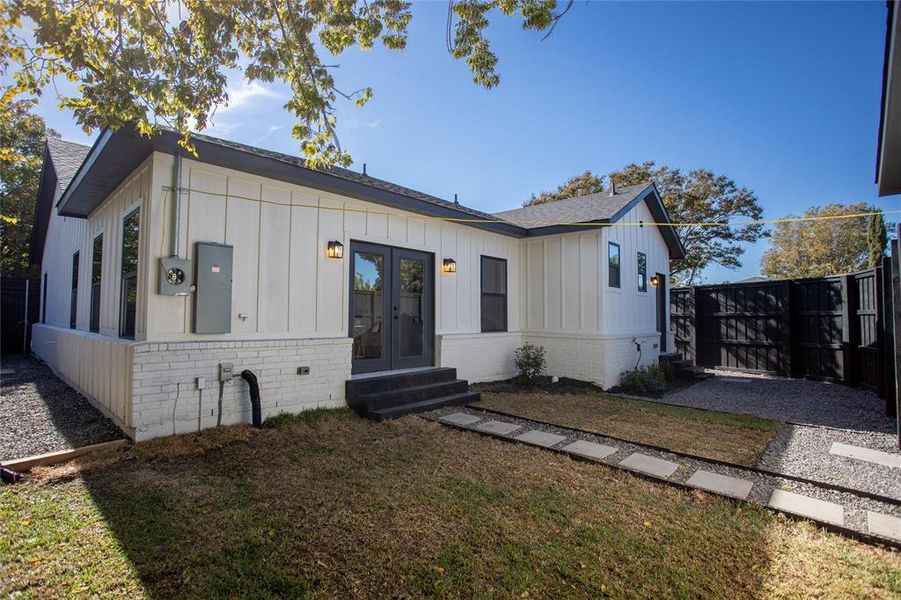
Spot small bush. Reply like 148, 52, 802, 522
618, 362, 674, 395
514, 343, 547, 384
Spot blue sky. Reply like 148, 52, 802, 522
28, 1, 892, 282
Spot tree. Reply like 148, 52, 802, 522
0, 98, 57, 276
608, 161, 766, 285
1, 0, 572, 168
525, 170, 604, 206
866, 211, 888, 268
761, 203, 884, 279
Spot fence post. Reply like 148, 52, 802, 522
781, 280, 792, 376
841, 274, 854, 386
890, 234, 901, 441
692, 286, 700, 367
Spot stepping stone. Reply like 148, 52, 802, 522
767, 489, 844, 526
439, 412, 481, 426
514, 429, 567, 448
476, 420, 521, 436
829, 442, 901, 469
619, 453, 679, 478
867, 511, 901, 542
686, 469, 754, 500
561, 440, 618, 460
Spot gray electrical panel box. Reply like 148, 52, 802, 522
158, 256, 193, 295
193, 242, 233, 334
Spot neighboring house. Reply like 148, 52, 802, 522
30, 127, 684, 440
878, 0, 901, 196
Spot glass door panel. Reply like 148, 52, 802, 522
398, 257, 424, 358
351, 245, 391, 373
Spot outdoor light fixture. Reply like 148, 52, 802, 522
650, 275, 660, 287
442, 258, 457, 273
326, 240, 344, 259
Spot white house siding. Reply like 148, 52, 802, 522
31, 324, 134, 434
519, 200, 672, 388
44, 152, 523, 439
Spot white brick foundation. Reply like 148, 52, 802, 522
436, 332, 522, 383
131, 337, 351, 441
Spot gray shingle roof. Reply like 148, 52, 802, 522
493, 183, 652, 228
46, 137, 91, 192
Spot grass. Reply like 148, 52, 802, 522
474, 391, 783, 467
1, 409, 898, 598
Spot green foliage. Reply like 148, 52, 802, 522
513, 342, 546, 383
761, 203, 884, 279
0, 98, 56, 276
866, 212, 888, 269
608, 162, 766, 286
617, 362, 674, 395
2, 1, 567, 168
524, 170, 605, 206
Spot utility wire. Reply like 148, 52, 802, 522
160, 185, 901, 230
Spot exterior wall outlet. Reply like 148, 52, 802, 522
297, 366, 311, 375
219, 363, 234, 382
196, 377, 207, 390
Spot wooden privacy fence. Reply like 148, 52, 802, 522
1, 277, 41, 355
671, 261, 895, 411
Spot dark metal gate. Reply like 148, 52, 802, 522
671, 264, 893, 409
1, 277, 41, 355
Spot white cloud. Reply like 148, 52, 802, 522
218, 80, 283, 113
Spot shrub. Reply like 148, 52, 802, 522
514, 343, 547, 383
618, 362, 674, 394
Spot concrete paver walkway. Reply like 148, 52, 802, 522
424, 408, 901, 547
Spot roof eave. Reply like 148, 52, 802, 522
877, 1, 901, 196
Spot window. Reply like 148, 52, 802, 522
481, 256, 507, 332
90, 234, 103, 333
608, 242, 621, 288
637, 252, 647, 292
120, 209, 140, 339
70, 251, 79, 329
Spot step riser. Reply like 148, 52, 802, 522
366, 380, 470, 411
372, 392, 480, 420
346, 368, 457, 402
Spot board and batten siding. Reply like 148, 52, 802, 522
146, 153, 522, 341
39, 156, 153, 340
600, 200, 670, 336
520, 199, 670, 337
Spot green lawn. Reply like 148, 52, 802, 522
474, 391, 783, 467
1, 409, 898, 598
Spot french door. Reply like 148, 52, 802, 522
350, 241, 434, 374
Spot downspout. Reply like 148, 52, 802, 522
171, 153, 183, 257
240, 370, 262, 428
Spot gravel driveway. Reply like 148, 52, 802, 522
0, 355, 123, 461
663, 370, 895, 433
656, 371, 900, 500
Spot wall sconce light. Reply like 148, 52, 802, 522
442, 258, 457, 273
326, 240, 344, 259
650, 275, 661, 287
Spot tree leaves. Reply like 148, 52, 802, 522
525, 170, 605, 206
2, 0, 562, 168
760, 203, 886, 279
0, 98, 56, 276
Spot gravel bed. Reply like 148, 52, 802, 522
661, 371, 895, 433
421, 406, 901, 542
0, 356, 123, 461
760, 424, 901, 501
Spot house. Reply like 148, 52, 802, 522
878, 0, 901, 196
30, 127, 684, 440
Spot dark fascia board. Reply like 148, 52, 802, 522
877, 1, 901, 196
29, 145, 58, 266
58, 127, 525, 237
